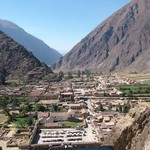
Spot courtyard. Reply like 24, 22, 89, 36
35, 126, 98, 145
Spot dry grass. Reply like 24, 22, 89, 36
0, 113, 8, 124
124, 74, 150, 82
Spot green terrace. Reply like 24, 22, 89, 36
11, 117, 33, 128
61, 121, 83, 127
114, 85, 150, 95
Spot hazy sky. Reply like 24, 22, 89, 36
0, 0, 130, 55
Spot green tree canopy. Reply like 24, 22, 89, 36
77, 70, 81, 78
58, 71, 64, 79
67, 71, 73, 79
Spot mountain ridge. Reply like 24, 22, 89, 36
52, 0, 150, 73
0, 19, 62, 65
0, 31, 53, 82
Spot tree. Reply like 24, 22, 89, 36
0, 68, 6, 85
77, 70, 81, 78
0, 97, 7, 109
12, 98, 18, 108
99, 102, 104, 111
123, 105, 129, 113
51, 104, 58, 112
27, 117, 33, 126
67, 71, 73, 79
123, 103, 131, 114
108, 103, 113, 110
116, 105, 122, 113
24, 104, 33, 112
20, 110, 26, 117
96, 82, 99, 87
119, 105, 122, 113
84, 69, 91, 78
126, 90, 133, 96
35, 105, 46, 112
95, 101, 104, 112
58, 71, 64, 79
81, 70, 85, 78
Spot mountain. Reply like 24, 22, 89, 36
52, 0, 150, 73
0, 19, 62, 65
0, 31, 53, 82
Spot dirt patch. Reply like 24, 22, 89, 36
0, 113, 8, 124
0, 140, 19, 150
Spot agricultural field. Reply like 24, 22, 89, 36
62, 121, 83, 127
114, 85, 150, 95
128, 73, 150, 83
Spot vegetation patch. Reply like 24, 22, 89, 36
143, 80, 150, 85
114, 85, 150, 95
128, 73, 150, 79
62, 121, 82, 127
12, 117, 33, 128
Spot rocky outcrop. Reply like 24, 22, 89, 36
52, 0, 150, 73
0, 31, 53, 82
103, 102, 150, 150
0, 19, 62, 65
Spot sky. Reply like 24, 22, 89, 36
0, 0, 130, 55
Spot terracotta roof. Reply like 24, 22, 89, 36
68, 109, 80, 114
80, 109, 88, 114
38, 99, 59, 105
38, 112, 49, 118
45, 122, 61, 127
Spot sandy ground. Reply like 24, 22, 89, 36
0, 128, 18, 150
0, 140, 19, 150
0, 113, 8, 124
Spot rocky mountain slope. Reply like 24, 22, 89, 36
0, 31, 53, 82
0, 19, 62, 65
103, 102, 150, 150
52, 0, 150, 73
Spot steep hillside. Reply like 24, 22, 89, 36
0, 31, 53, 82
103, 102, 150, 150
0, 19, 62, 65
52, 0, 150, 73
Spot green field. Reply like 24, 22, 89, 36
62, 121, 83, 127
143, 80, 150, 85
115, 85, 150, 95
12, 118, 29, 128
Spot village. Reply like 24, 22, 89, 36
0, 72, 149, 150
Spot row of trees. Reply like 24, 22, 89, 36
57, 69, 92, 80
0, 96, 60, 118
94, 101, 131, 114
116, 104, 131, 113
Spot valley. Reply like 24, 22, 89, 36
0, 0, 150, 150
0, 72, 150, 150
